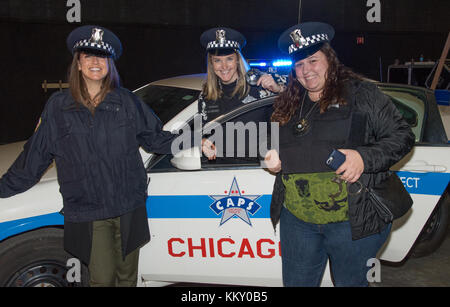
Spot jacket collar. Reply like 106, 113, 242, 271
62, 87, 124, 111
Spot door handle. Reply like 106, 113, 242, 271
400, 160, 447, 172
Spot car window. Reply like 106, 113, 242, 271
148, 98, 276, 173
134, 85, 200, 124
390, 99, 418, 127
201, 104, 273, 169
148, 154, 177, 172
380, 87, 425, 142
149, 85, 433, 173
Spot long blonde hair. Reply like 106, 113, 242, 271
68, 51, 120, 106
202, 50, 249, 101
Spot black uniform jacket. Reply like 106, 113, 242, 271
0, 87, 176, 223
270, 80, 415, 240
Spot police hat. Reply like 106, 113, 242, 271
278, 22, 334, 62
200, 27, 246, 56
66, 25, 122, 60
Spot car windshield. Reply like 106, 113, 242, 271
134, 85, 200, 124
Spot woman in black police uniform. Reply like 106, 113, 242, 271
198, 27, 283, 160
0, 25, 176, 286
264, 22, 415, 286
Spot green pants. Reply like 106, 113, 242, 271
88, 217, 140, 287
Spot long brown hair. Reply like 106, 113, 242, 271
271, 43, 363, 125
202, 51, 249, 101
68, 51, 121, 106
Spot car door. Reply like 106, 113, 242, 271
139, 96, 333, 286
139, 98, 285, 286
377, 84, 450, 262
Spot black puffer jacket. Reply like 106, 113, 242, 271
270, 80, 415, 240
0, 88, 175, 222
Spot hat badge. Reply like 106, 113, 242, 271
216, 29, 226, 44
290, 29, 306, 48
89, 28, 104, 44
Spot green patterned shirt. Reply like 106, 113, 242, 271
282, 172, 349, 224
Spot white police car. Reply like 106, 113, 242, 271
0, 74, 449, 287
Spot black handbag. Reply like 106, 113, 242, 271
324, 150, 413, 223
366, 173, 413, 223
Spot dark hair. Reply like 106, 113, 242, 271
68, 51, 121, 106
271, 43, 363, 125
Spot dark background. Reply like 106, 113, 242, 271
0, 0, 449, 143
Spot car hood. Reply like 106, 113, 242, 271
0, 141, 58, 182
146, 73, 205, 91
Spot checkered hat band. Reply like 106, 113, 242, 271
288, 33, 328, 54
206, 40, 240, 50
74, 39, 115, 56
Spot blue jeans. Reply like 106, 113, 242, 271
280, 208, 391, 287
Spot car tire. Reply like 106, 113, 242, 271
0, 228, 89, 287
410, 191, 449, 258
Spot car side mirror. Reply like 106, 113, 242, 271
170, 147, 201, 170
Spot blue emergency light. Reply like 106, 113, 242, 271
249, 62, 267, 67
248, 59, 292, 68
272, 60, 292, 67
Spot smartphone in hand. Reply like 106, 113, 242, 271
325, 149, 346, 171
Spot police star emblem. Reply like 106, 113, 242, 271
290, 29, 306, 47
209, 177, 262, 226
89, 28, 104, 44
216, 29, 226, 44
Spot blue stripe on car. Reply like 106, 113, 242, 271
0, 171, 448, 240
397, 171, 449, 196
146, 195, 272, 218
0, 212, 63, 241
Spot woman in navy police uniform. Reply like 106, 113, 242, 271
0, 25, 177, 286
198, 27, 284, 161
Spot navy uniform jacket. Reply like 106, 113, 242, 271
0, 87, 176, 223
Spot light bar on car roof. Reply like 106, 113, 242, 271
272, 59, 292, 67
249, 62, 268, 67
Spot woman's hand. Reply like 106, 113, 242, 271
202, 138, 216, 160
335, 149, 364, 183
257, 74, 284, 93
264, 149, 282, 173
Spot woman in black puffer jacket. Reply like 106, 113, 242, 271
264, 22, 415, 287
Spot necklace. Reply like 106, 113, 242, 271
87, 95, 101, 107
293, 92, 318, 136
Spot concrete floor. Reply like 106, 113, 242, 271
375, 223, 450, 287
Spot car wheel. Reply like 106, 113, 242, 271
0, 228, 89, 287
410, 191, 449, 258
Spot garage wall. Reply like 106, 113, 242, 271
0, 0, 298, 143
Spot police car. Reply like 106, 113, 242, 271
0, 74, 449, 287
